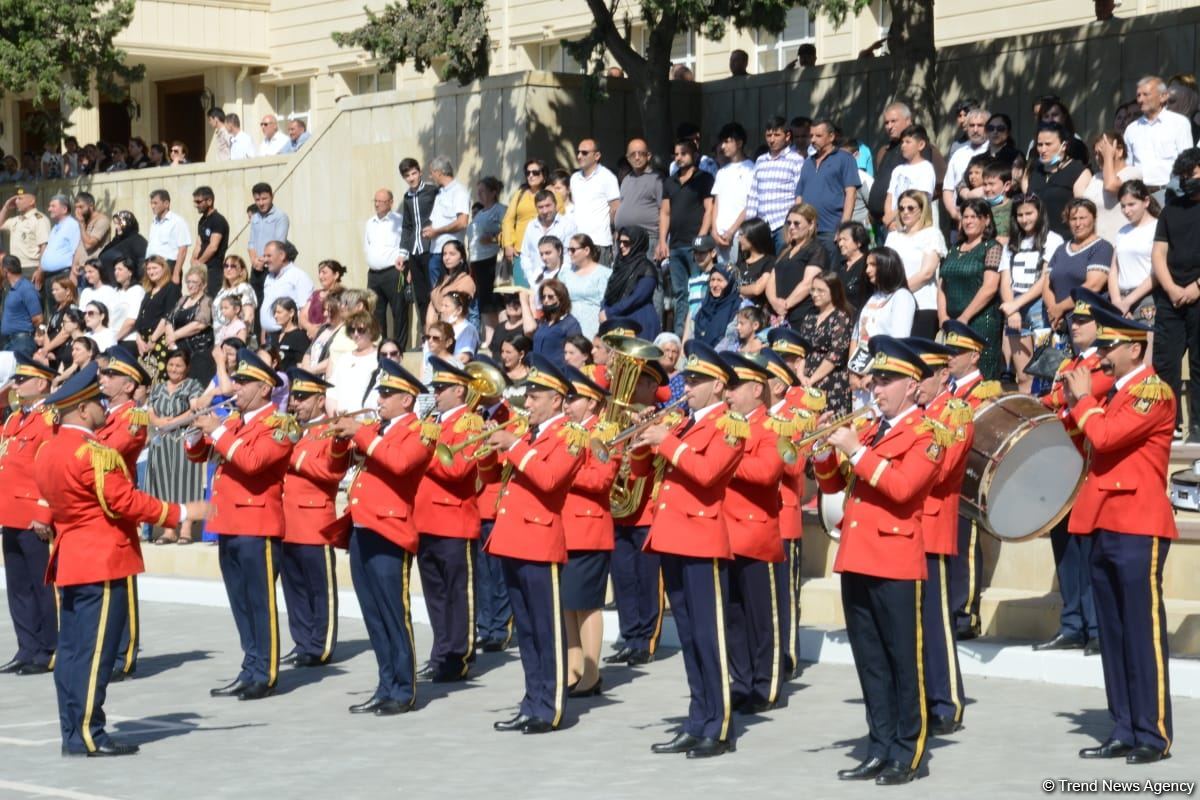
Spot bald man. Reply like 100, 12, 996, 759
258, 114, 289, 156
613, 138, 664, 246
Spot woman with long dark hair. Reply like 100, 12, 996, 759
520, 278, 581, 371
766, 203, 828, 326
1109, 179, 1160, 360
798, 271, 854, 415
735, 216, 776, 305
1023, 121, 1092, 239
999, 194, 1062, 393
939, 198, 1005, 378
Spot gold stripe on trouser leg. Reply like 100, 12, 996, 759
649, 568, 665, 654
549, 564, 566, 727
1149, 537, 1171, 752
320, 546, 336, 663
48, 587, 62, 671
713, 560, 732, 741
402, 551, 417, 708
265, 540, 279, 687
81, 581, 112, 753
787, 541, 798, 670
967, 522, 979, 628
503, 615, 514, 649
911, 579, 928, 771
766, 562, 782, 705
463, 540, 476, 676
122, 575, 138, 673
938, 556, 963, 722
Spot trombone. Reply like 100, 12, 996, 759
590, 396, 689, 464
152, 398, 239, 437
776, 406, 877, 464
435, 414, 528, 467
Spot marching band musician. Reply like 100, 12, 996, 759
1033, 288, 1116, 655
767, 328, 815, 413
561, 366, 620, 697
483, 354, 586, 734
909, 337, 973, 737
330, 359, 436, 716
590, 317, 642, 386
1063, 306, 1176, 765
636, 340, 747, 759
0, 353, 58, 676
719, 352, 786, 715
185, 348, 297, 701
34, 363, 208, 756
472, 354, 515, 653
280, 368, 351, 668
415, 356, 484, 683
96, 347, 152, 682
939, 320, 1000, 641
814, 335, 944, 785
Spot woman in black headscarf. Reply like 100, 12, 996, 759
600, 226, 661, 339
98, 210, 149, 275
692, 263, 740, 348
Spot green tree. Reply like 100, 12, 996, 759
0, 0, 144, 141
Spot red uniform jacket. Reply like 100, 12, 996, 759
563, 416, 619, 551
283, 420, 351, 546
1067, 366, 1177, 539
94, 400, 149, 477
346, 412, 435, 553
639, 403, 745, 559
0, 405, 55, 529
1041, 350, 1114, 455
814, 408, 942, 580
779, 455, 806, 541
476, 402, 514, 522
724, 406, 784, 562
184, 403, 294, 537
485, 415, 585, 564
35, 425, 181, 586
415, 405, 482, 539
921, 392, 975, 556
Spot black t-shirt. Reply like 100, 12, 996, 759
838, 255, 872, 317
489, 321, 525, 361
774, 241, 829, 326
1027, 159, 1086, 239
1156, 195, 1200, 285
868, 140, 903, 220
197, 211, 230, 270
664, 169, 715, 245
136, 283, 182, 337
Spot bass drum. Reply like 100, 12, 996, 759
818, 490, 845, 541
960, 393, 1085, 542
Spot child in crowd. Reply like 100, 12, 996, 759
982, 161, 1015, 244
884, 124, 936, 230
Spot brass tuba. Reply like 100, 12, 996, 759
464, 360, 507, 410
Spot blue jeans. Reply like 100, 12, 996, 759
429, 254, 445, 288
668, 246, 698, 337
1, 332, 35, 357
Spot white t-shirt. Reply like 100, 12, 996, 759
884, 226, 946, 311
887, 160, 936, 201
1000, 231, 1064, 296
327, 349, 379, 414
116, 285, 145, 339
711, 160, 754, 236
229, 131, 255, 160
569, 165, 620, 247
942, 140, 989, 192
1114, 221, 1156, 293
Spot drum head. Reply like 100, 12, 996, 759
982, 419, 1083, 540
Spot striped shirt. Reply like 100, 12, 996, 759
745, 149, 804, 231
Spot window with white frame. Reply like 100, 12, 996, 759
356, 70, 396, 94
754, 7, 817, 72
874, 0, 892, 54
275, 82, 311, 125
538, 42, 587, 74
671, 31, 696, 72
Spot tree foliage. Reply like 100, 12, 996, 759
0, 0, 144, 140
332, 0, 490, 86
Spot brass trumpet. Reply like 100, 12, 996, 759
152, 398, 239, 437
435, 415, 528, 467
591, 396, 689, 464
315, 408, 381, 438
776, 406, 877, 464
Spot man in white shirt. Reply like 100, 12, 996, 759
257, 114, 290, 157
144, 189, 192, 282
364, 188, 406, 346
259, 240, 314, 342
520, 190, 576, 298
941, 107, 990, 223
226, 113, 255, 161
710, 122, 755, 265
1124, 75, 1195, 195
569, 139, 620, 263
421, 156, 469, 287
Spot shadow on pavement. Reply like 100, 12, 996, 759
112, 711, 266, 745
130, 649, 214, 679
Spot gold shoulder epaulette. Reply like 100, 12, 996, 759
916, 417, 957, 448
1129, 374, 1173, 403
419, 418, 441, 445
264, 412, 301, 443
591, 419, 621, 444
970, 381, 1003, 401
1053, 356, 1073, 376
938, 398, 974, 429
75, 440, 130, 518
454, 411, 484, 435
800, 387, 827, 412
794, 408, 819, 434
716, 410, 750, 443
43, 408, 59, 427
127, 407, 150, 430
764, 412, 798, 439
559, 421, 589, 455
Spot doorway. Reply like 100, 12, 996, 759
156, 76, 206, 163
99, 98, 133, 150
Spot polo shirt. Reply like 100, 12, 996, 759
145, 211, 192, 263
569, 165, 620, 247
711, 159, 754, 236
42, 216, 81, 273
613, 170, 664, 240
796, 149, 862, 233
1, 277, 42, 335
663, 169, 715, 245
1124, 109, 1195, 187
430, 180, 470, 252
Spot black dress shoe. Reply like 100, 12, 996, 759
0, 658, 26, 674
494, 713, 533, 731
521, 717, 555, 734
374, 699, 412, 716
237, 683, 275, 701
416, 664, 435, 680
87, 741, 140, 757
15, 663, 51, 675
1084, 640, 1101, 656
569, 677, 603, 698
293, 654, 323, 668
280, 650, 299, 666
956, 624, 980, 642
109, 669, 135, 683
1033, 633, 1086, 652
481, 639, 506, 653
626, 649, 654, 666
603, 647, 634, 664
651, 732, 700, 754
838, 756, 886, 780
1079, 738, 1134, 759
349, 696, 385, 714
210, 679, 252, 697
875, 761, 916, 785
929, 715, 963, 736
1125, 745, 1168, 764
738, 700, 776, 715
686, 737, 734, 758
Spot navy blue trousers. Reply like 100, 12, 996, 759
727, 556, 784, 707
782, 538, 803, 675
2, 527, 56, 667
1089, 530, 1173, 752
114, 575, 139, 677
610, 525, 664, 653
842, 572, 927, 769
923, 554, 966, 723
55, 580, 127, 754
660, 554, 733, 742
417, 533, 475, 677
948, 516, 983, 633
474, 521, 513, 645
280, 542, 339, 663
217, 535, 281, 687
349, 527, 416, 706
1050, 519, 1099, 641
500, 557, 567, 727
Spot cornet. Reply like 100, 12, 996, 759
590, 396, 689, 464
315, 408, 381, 438
434, 415, 528, 467
152, 398, 239, 438
776, 406, 877, 464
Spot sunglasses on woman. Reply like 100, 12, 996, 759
348, 326, 367, 335
380, 349, 401, 358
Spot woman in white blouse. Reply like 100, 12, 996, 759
83, 301, 117, 352
111, 258, 146, 348
884, 189, 945, 338
852, 247, 916, 366
78, 260, 123, 334
1108, 179, 1160, 358
326, 311, 381, 415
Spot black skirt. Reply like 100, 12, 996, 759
561, 550, 611, 611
